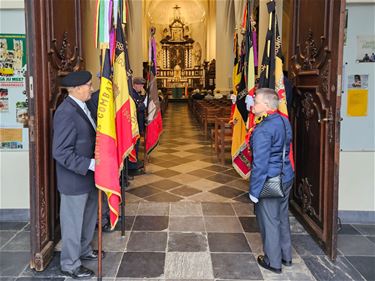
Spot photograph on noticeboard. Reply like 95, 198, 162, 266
348, 74, 368, 89
0, 88, 9, 112
357, 36, 375, 63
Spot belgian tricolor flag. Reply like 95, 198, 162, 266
231, 0, 256, 179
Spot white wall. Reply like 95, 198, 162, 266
339, 3, 375, 213
339, 152, 375, 211
0, 7, 29, 209
0, 152, 29, 208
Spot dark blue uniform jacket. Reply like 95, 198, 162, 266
52, 96, 96, 195
249, 113, 294, 199
131, 89, 146, 134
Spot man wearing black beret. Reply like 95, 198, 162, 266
52, 70, 104, 279
128, 76, 147, 175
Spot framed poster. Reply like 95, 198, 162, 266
0, 34, 28, 150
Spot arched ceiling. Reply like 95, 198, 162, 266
145, 0, 206, 24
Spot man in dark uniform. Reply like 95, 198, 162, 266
132, 77, 147, 135
128, 76, 147, 175
52, 71, 104, 279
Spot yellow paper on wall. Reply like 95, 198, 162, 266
347, 89, 368, 117
0, 128, 22, 142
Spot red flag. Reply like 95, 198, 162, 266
232, 1, 256, 179
113, 17, 139, 168
95, 49, 121, 229
145, 28, 163, 154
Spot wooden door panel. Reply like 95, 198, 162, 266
288, 0, 345, 259
25, 0, 83, 271
292, 87, 327, 233
48, 0, 82, 55
297, 0, 327, 40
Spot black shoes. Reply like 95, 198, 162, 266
61, 265, 94, 279
81, 250, 106, 261
137, 161, 144, 169
257, 255, 282, 274
128, 168, 145, 176
282, 259, 292, 266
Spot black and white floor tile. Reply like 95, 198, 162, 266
1, 103, 374, 280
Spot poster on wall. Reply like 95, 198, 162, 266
0, 128, 23, 149
356, 36, 375, 63
347, 74, 369, 117
0, 34, 28, 150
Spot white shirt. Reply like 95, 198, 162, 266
69, 94, 86, 112
69, 95, 96, 172
69, 95, 96, 129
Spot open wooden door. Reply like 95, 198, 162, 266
25, 0, 83, 271
288, 0, 345, 260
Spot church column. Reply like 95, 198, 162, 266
215, 0, 235, 93
206, 0, 216, 61
127, 0, 145, 78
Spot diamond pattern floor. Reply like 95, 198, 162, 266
1, 103, 374, 280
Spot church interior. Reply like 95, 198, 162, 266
0, 0, 374, 280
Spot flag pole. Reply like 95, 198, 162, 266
120, 158, 127, 237
144, 27, 154, 169
97, 189, 103, 280
143, 120, 148, 173
97, 48, 104, 281
143, 67, 151, 172
119, 2, 130, 237
142, 80, 148, 173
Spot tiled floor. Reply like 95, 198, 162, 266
1, 103, 374, 280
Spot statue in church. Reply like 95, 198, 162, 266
173, 64, 181, 81
193, 42, 202, 66
156, 42, 163, 67
184, 25, 191, 38
162, 27, 170, 39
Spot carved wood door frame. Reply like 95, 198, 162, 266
288, 0, 345, 259
25, 0, 83, 271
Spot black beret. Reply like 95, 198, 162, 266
61, 71, 92, 87
133, 77, 146, 85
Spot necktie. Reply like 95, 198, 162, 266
83, 104, 96, 130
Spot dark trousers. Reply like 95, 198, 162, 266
127, 139, 140, 170
255, 179, 293, 269
60, 188, 98, 271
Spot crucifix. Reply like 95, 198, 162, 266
173, 4, 181, 19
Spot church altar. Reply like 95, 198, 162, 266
156, 5, 204, 91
